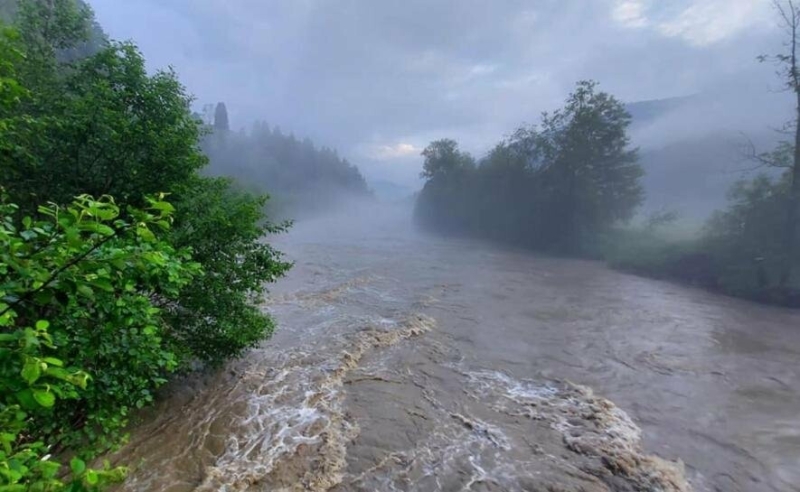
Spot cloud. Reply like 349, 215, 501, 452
88, 0, 788, 188
613, 0, 650, 28
657, 0, 772, 47
365, 143, 423, 161
468, 63, 499, 78
613, 0, 773, 46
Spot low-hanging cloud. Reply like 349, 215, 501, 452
90, 0, 786, 188
365, 143, 423, 161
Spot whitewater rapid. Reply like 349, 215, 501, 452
111, 205, 800, 492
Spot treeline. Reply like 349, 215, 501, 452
0, 1, 290, 489
415, 78, 800, 305
202, 103, 370, 217
415, 81, 643, 253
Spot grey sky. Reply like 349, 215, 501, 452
90, 0, 789, 188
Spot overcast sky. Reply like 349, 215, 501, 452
89, 0, 789, 188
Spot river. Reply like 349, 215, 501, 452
112, 204, 800, 492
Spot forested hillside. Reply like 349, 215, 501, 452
201, 103, 371, 217
628, 97, 783, 219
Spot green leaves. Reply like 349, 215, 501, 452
135, 224, 156, 243
70, 457, 86, 475
21, 358, 41, 384
0, 193, 196, 490
32, 387, 55, 407
84, 469, 99, 486
167, 177, 291, 365
76, 284, 94, 299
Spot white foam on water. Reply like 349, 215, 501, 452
465, 369, 560, 406
459, 368, 691, 492
191, 314, 437, 491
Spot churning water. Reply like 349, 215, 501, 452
111, 205, 800, 492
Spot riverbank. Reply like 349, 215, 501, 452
601, 230, 800, 308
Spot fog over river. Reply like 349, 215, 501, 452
112, 205, 800, 492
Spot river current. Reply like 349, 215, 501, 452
112, 205, 800, 492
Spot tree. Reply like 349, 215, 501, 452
166, 177, 292, 364
0, 2, 295, 488
420, 139, 475, 180
1, 42, 207, 212
1, 0, 292, 376
413, 81, 642, 254
511, 80, 642, 250
16, 0, 91, 56
757, 0, 800, 285
415, 139, 477, 232
0, 23, 24, 112
704, 174, 791, 292
214, 101, 229, 132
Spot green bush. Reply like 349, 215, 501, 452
1, 194, 199, 490
167, 177, 292, 365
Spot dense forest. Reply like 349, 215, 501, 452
201, 103, 370, 217
0, 0, 292, 489
415, 64, 800, 304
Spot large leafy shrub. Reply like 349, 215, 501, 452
167, 176, 292, 365
1, 194, 199, 490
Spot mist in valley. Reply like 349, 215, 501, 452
3, 1, 800, 491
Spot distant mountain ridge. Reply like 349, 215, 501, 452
625, 94, 781, 220
625, 95, 697, 127
370, 179, 416, 202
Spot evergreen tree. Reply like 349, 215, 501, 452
214, 101, 229, 132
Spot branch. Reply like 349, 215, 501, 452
0, 227, 124, 320
774, 0, 799, 33
733, 134, 793, 172
737, 135, 771, 167
774, 0, 792, 28
0, 224, 60, 278
769, 120, 796, 135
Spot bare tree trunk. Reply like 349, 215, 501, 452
789, 85, 800, 285
777, 0, 800, 285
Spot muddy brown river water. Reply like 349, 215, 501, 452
113, 206, 800, 491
